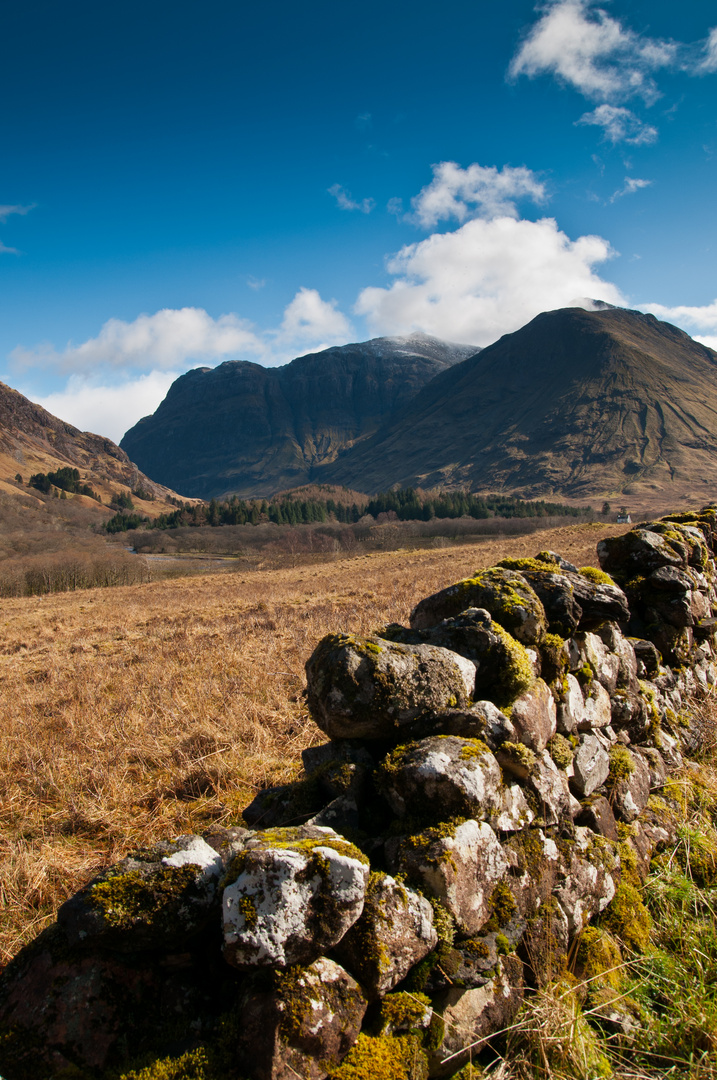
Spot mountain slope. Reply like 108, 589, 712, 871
319, 306, 717, 500
119, 333, 477, 499
0, 381, 178, 512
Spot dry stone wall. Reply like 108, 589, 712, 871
2, 508, 717, 1079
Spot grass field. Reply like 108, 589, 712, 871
0, 520, 629, 964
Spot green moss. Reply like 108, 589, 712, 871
490, 623, 535, 705
428, 896, 456, 946
608, 745, 635, 785
540, 632, 568, 682
495, 932, 511, 955
576, 926, 624, 996
326, 1032, 429, 1080
484, 881, 517, 932
579, 566, 616, 586
499, 741, 537, 772
118, 1050, 211, 1080
675, 825, 717, 886
576, 661, 595, 687
617, 839, 642, 890
599, 882, 651, 952
237, 895, 257, 929
88, 865, 198, 930
399, 818, 466, 878
463, 937, 491, 959
548, 733, 575, 770
458, 738, 492, 760
379, 991, 431, 1034
497, 556, 562, 574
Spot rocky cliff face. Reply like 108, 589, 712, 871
321, 306, 717, 501
119, 333, 476, 499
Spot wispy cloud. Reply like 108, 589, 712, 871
576, 104, 657, 145
246, 276, 266, 291
0, 203, 35, 223
409, 161, 547, 228
610, 176, 652, 201
639, 298, 717, 351
328, 183, 375, 214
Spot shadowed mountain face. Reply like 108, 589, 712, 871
320, 307, 717, 500
119, 333, 476, 498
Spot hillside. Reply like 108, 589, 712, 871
119, 332, 476, 499
0, 380, 179, 514
320, 305, 717, 504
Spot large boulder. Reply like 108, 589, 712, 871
222, 826, 369, 968
377, 736, 503, 821
335, 872, 437, 999
387, 819, 508, 935
57, 835, 224, 951
379, 609, 535, 709
235, 958, 367, 1080
597, 527, 688, 576
409, 567, 547, 645
305, 633, 475, 740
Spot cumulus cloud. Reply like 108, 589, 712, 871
409, 161, 547, 227
576, 104, 657, 144
10, 308, 266, 374
355, 214, 625, 346
31, 371, 180, 444
509, 0, 677, 104
328, 184, 375, 214
640, 299, 717, 350
274, 287, 353, 350
10, 289, 354, 440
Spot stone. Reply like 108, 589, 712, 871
580, 680, 612, 730
570, 735, 610, 798
304, 633, 475, 740
378, 736, 503, 821
520, 900, 570, 987
567, 575, 630, 631
493, 783, 534, 832
335, 872, 437, 999
521, 751, 572, 828
222, 826, 369, 968
388, 819, 508, 935
380, 609, 535, 709
509, 678, 557, 752
235, 958, 367, 1080
580, 632, 620, 693
428, 955, 524, 1077
575, 795, 619, 841
631, 638, 661, 678
553, 827, 619, 937
518, 569, 582, 636
608, 751, 651, 823
57, 835, 224, 952
597, 528, 687, 576
404, 699, 517, 749
501, 829, 561, 918
308, 795, 361, 834
634, 746, 667, 791
409, 567, 547, 645
609, 689, 649, 743
556, 673, 586, 735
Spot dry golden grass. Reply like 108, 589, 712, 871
0, 520, 629, 965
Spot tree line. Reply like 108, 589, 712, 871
104, 488, 587, 534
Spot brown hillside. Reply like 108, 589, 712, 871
321, 306, 717, 506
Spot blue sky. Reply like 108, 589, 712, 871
2, 0, 717, 442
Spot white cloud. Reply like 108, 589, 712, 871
610, 176, 652, 201
328, 184, 375, 214
0, 241, 19, 255
576, 104, 657, 144
355, 213, 625, 346
10, 290, 354, 439
509, 0, 677, 104
0, 203, 35, 223
275, 287, 353, 349
31, 371, 180, 444
697, 27, 717, 73
409, 161, 547, 227
640, 299, 717, 348
10, 307, 266, 374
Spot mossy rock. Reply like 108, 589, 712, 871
326, 1032, 429, 1080
598, 882, 651, 952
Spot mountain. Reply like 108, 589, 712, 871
119, 333, 477, 499
0, 381, 177, 511
319, 306, 717, 501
